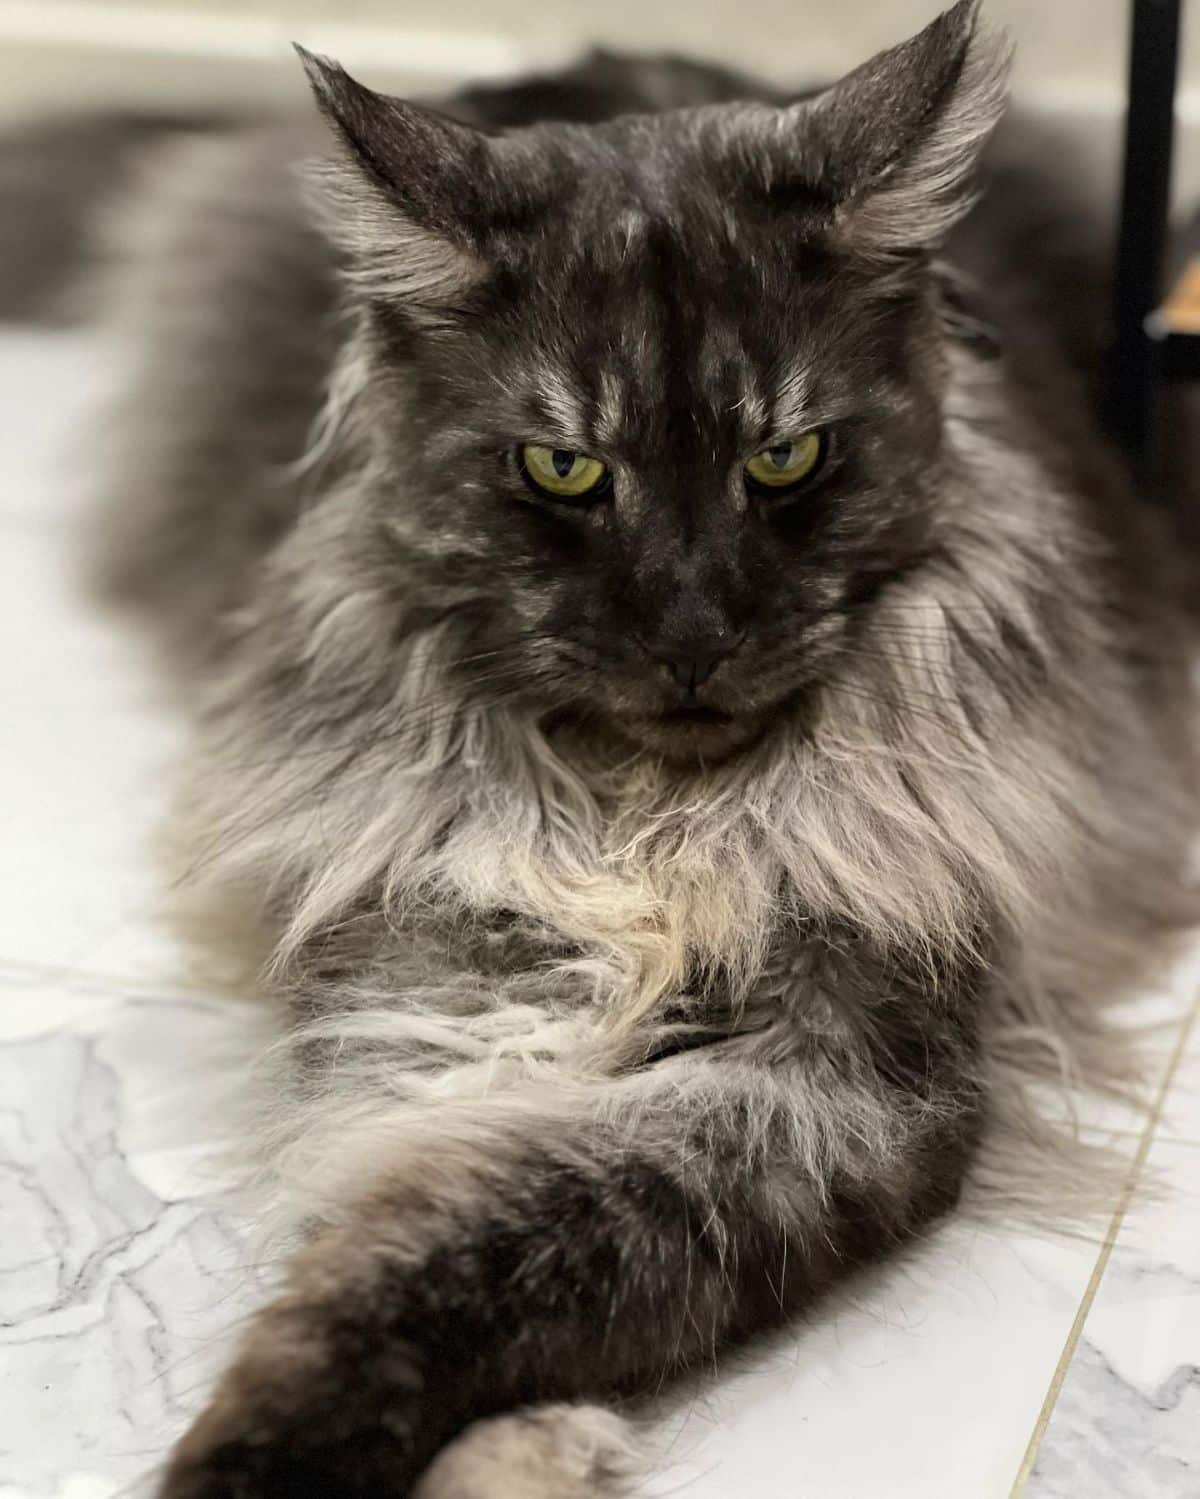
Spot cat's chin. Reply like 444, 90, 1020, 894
613, 707, 768, 763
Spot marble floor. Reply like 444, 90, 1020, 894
1, 325, 1198, 1499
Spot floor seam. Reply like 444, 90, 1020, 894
1007, 988, 1200, 1495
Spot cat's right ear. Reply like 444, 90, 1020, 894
296, 47, 492, 315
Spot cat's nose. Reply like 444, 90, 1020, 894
644, 631, 741, 691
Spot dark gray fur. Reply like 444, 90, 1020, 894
65, 4, 1200, 1495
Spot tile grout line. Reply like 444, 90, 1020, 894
1008, 988, 1200, 1496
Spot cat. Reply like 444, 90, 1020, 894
67, 1, 1200, 1494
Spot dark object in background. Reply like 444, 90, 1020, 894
1110, 0, 1199, 496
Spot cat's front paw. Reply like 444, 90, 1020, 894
414, 1404, 644, 1499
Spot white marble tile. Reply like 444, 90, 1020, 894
0, 341, 257, 994
1025, 1119, 1200, 1498
0, 964, 270, 1189
1158, 1012, 1200, 1144
0, 1014, 262, 1499
0, 328, 199, 989
0, 521, 189, 982
643, 1220, 1111, 1499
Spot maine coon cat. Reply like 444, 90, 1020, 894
76, 1, 1197, 1493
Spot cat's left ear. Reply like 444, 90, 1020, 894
296, 47, 498, 315
797, 0, 1011, 255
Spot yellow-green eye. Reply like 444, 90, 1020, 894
520, 443, 609, 500
744, 432, 825, 492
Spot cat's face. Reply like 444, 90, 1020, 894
302, 1, 1005, 759
390, 149, 945, 759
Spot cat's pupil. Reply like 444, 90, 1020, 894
551, 449, 576, 478
768, 444, 794, 469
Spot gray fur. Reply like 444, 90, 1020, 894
78, 4, 1197, 1495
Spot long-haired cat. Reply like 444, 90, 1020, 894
69, 1, 1199, 1493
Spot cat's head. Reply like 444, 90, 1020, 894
300, 0, 1009, 762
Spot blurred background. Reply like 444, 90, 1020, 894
1, 0, 1197, 229
0, 1, 1194, 130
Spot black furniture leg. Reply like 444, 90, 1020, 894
1110, 0, 1181, 478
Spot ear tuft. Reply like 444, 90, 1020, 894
804, 0, 1012, 253
294, 46, 491, 316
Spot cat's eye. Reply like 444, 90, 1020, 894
520, 443, 609, 501
744, 432, 826, 496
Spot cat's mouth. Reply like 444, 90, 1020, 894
661, 704, 734, 727
608, 700, 762, 763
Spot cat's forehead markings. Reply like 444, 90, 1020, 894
698, 318, 744, 377
614, 208, 648, 265
769, 361, 817, 437
702, 321, 769, 434
594, 369, 627, 449
729, 379, 769, 435
716, 203, 747, 249
529, 363, 588, 445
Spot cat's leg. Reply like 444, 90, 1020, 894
158, 993, 981, 1499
